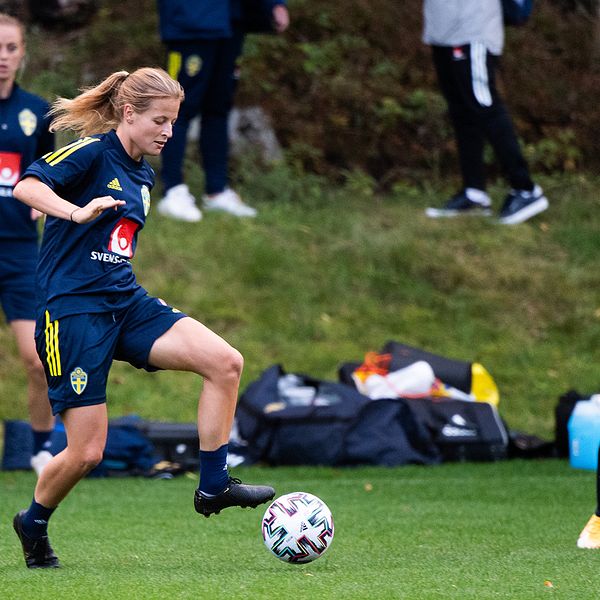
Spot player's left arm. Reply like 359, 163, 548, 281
14, 176, 125, 224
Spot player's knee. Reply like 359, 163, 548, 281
212, 346, 244, 386
77, 448, 104, 472
224, 346, 244, 380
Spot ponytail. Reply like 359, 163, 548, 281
48, 71, 128, 136
48, 67, 184, 137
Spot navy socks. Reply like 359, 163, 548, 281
32, 430, 52, 455
21, 498, 56, 539
198, 444, 229, 495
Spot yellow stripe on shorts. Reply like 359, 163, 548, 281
44, 310, 62, 376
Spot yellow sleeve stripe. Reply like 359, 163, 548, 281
44, 137, 92, 164
45, 137, 100, 167
44, 310, 62, 377
167, 51, 182, 81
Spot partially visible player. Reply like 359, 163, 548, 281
12, 66, 275, 569
0, 12, 54, 475
577, 445, 600, 548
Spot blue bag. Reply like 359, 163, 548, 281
2, 417, 156, 476
502, 0, 533, 26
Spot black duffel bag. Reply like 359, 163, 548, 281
404, 398, 509, 462
236, 365, 440, 467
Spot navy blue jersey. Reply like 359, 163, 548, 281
0, 84, 53, 243
22, 129, 154, 319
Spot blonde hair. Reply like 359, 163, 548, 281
48, 67, 184, 136
0, 12, 25, 41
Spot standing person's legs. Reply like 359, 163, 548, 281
200, 30, 245, 196
161, 41, 216, 191
158, 40, 217, 222
200, 28, 256, 217
425, 45, 492, 218
475, 47, 548, 224
432, 44, 488, 193
1, 253, 54, 474
475, 48, 534, 192
10, 320, 54, 466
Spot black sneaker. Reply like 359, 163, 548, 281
499, 185, 548, 224
425, 190, 492, 218
13, 510, 60, 569
194, 477, 275, 517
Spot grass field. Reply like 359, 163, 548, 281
1, 170, 599, 438
1, 4, 599, 596
0, 160, 599, 597
1, 460, 598, 599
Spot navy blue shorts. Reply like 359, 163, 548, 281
0, 252, 37, 322
35, 293, 187, 415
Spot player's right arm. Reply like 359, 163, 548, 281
13, 177, 125, 224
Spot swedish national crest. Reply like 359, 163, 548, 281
18, 108, 37, 136
70, 367, 88, 395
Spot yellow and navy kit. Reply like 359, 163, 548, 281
24, 129, 188, 411
0, 84, 53, 244
36, 295, 186, 414
22, 129, 154, 320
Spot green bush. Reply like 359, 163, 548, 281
240, 0, 600, 184
19, 0, 600, 185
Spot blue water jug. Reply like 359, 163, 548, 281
568, 398, 600, 471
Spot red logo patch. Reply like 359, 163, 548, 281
452, 47, 465, 61
108, 217, 139, 258
0, 152, 21, 187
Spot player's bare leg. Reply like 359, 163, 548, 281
35, 404, 108, 506
14, 404, 107, 568
148, 317, 274, 515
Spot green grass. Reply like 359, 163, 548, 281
1, 169, 599, 437
1, 460, 599, 599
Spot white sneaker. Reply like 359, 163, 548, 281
30, 450, 53, 477
203, 188, 257, 218
157, 184, 202, 222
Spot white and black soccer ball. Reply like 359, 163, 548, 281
261, 491, 334, 564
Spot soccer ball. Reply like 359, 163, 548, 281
261, 491, 334, 564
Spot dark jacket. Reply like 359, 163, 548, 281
157, 0, 285, 41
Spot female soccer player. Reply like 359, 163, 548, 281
0, 12, 55, 475
12, 66, 274, 569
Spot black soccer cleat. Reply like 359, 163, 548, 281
194, 477, 275, 518
13, 510, 60, 569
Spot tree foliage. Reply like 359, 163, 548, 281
15, 0, 600, 185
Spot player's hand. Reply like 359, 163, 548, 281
30, 208, 44, 221
71, 196, 126, 224
272, 5, 289, 33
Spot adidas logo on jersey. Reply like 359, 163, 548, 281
107, 178, 123, 191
